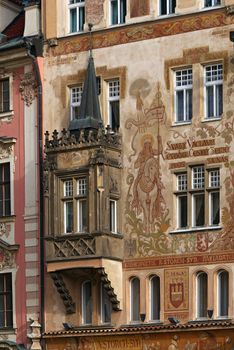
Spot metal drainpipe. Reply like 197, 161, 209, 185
24, 38, 45, 345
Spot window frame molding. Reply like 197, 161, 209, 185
173, 164, 221, 232
0, 270, 16, 331
196, 270, 208, 319
158, 0, 176, 16
68, 0, 85, 34
81, 279, 92, 325
109, 0, 127, 26
129, 276, 140, 323
174, 67, 193, 124
216, 269, 229, 318
149, 275, 161, 322
0, 74, 13, 120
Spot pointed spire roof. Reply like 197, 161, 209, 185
69, 55, 103, 131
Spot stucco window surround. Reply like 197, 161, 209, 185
171, 164, 222, 234
0, 74, 13, 120
213, 267, 232, 319
0, 142, 15, 219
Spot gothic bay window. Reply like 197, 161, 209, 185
0, 273, 13, 328
70, 84, 83, 120
62, 177, 87, 234
0, 162, 11, 217
0, 79, 10, 114
175, 68, 193, 123
204, 0, 221, 7
69, 0, 85, 33
108, 79, 120, 131
175, 166, 220, 230
159, 0, 176, 15
110, 0, 126, 25
204, 64, 223, 119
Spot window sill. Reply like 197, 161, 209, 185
172, 121, 192, 127
169, 225, 222, 234
0, 327, 15, 334
201, 117, 222, 123
158, 13, 176, 18
0, 215, 15, 223
0, 110, 14, 120
188, 317, 231, 324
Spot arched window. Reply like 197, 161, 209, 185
100, 282, 112, 324
130, 277, 140, 322
217, 270, 229, 317
82, 280, 92, 324
196, 271, 207, 318
150, 276, 160, 321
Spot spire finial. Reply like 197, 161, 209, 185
88, 23, 93, 58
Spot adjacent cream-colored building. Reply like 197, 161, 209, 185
42, 1, 234, 349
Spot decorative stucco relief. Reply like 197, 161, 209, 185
19, 72, 37, 107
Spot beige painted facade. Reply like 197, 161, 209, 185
42, 1, 234, 349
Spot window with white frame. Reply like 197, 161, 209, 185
108, 79, 120, 131
159, 0, 176, 15
70, 84, 83, 120
110, 199, 117, 233
69, 0, 85, 33
82, 280, 92, 325
100, 282, 112, 324
0, 162, 11, 217
150, 276, 160, 321
0, 273, 13, 328
175, 166, 220, 230
62, 176, 88, 234
110, 0, 126, 25
196, 271, 208, 319
0, 79, 10, 114
204, 0, 221, 7
174, 68, 193, 123
130, 277, 140, 322
217, 270, 229, 318
176, 173, 188, 229
204, 64, 223, 119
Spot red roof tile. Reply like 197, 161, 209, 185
2, 11, 25, 39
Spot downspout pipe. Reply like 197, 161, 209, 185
24, 36, 45, 339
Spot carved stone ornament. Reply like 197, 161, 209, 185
19, 72, 38, 107
0, 248, 15, 269
0, 223, 10, 238
0, 137, 16, 160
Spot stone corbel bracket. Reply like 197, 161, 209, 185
50, 272, 76, 314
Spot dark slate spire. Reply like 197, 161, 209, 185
69, 26, 103, 131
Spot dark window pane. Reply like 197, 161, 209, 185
151, 276, 160, 320
131, 278, 140, 321
65, 201, 73, 233
186, 89, 192, 120
176, 90, 184, 121
83, 281, 92, 324
211, 192, 219, 225
160, 0, 167, 14
111, 0, 118, 24
170, 0, 176, 13
178, 196, 187, 228
70, 8, 77, 32
216, 84, 223, 117
101, 283, 112, 323
120, 0, 126, 23
194, 194, 205, 227
206, 86, 214, 118
197, 272, 207, 318
110, 100, 120, 131
218, 271, 228, 317
79, 6, 85, 31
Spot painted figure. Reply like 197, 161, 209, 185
132, 134, 165, 233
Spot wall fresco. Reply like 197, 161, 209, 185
124, 70, 234, 258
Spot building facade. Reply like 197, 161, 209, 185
42, 0, 234, 349
0, 1, 42, 349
